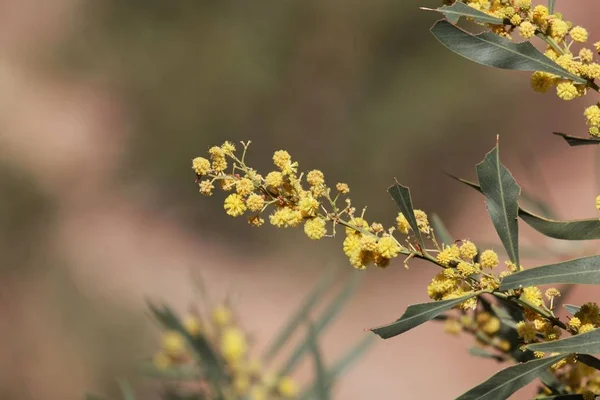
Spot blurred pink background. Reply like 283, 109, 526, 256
1, 1, 600, 399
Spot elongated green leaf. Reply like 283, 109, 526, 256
553, 132, 600, 146
422, 3, 503, 25
451, 176, 600, 240
535, 395, 584, 399
263, 266, 338, 363
371, 293, 479, 339
306, 323, 329, 400
548, 0, 555, 14
500, 255, 600, 290
564, 304, 581, 315
526, 329, 600, 353
477, 146, 521, 265
118, 380, 136, 400
431, 213, 454, 246
456, 354, 567, 400
388, 182, 425, 250
579, 354, 600, 370
278, 273, 361, 376
431, 20, 586, 83
300, 335, 375, 400
469, 347, 505, 362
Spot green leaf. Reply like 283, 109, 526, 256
451, 176, 600, 241
469, 347, 506, 362
548, 0, 556, 14
526, 328, 600, 354
500, 255, 600, 290
553, 132, 600, 146
117, 380, 136, 400
388, 181, 425, 251
535, 395, 584, 399
564, 304, 581, 315
306, 323, 329, 400
278, 272, 361, 376
476, 145, 521, 266
431, 213, 454, 246
579, 354, 600, 371
431, 20, 586, 84
371, 293, 479, 339
263, 266, 338, 363
422, 3, 503, 25
456, 354, 567, 400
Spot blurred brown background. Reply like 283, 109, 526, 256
1, 1, 600, 399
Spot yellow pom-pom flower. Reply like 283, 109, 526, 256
306, 170, 325, 186
549, 19, 569, 40
530, 71, 556, 93
479, 250, 499, 269
153, 351, 172, 370
212, 304, 232, 326
556, 81, 580, 100
396, 213, 410, 234
246, 193, 265, 212
336, 182, 350, 194
516, 321, 536, 342
273, 150, 292, 169
570, 26, 589, 43
569, 317, 582, 330
162, 331, 187, 357
580, 323, 596, 334
304, 217, 327, 240
459, 240, 478, 260
224, 194, 247, 217
192, 157, 211, 176
376, 235, 400, 259
584, 105, 600, 126
236, 178, 254, 197
414, 209, 430, 234
277, 376, 299, 398
298, 194, 319, 217
199, 180, 214, 196
518, 21, 536, 39
221, 327, 248, 362
183, 315, 202, 336
522, 286, 544, 307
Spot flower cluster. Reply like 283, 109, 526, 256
447, 0, 600, 136
153, 303, 299, 400
192, 141, 423, 270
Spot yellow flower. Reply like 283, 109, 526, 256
248, 215, 265, 227
265, 171, 284, 187
545, 288, 560, 300
335, 182, 350, 194
509, 14, 521, 26
233, 375, 250, 395
481, 317, 500, 335
443, 318, 462, 335
162, 331, 187, 357
183, 315, 202, 336
569, 317, 582, 330
345, 217, 369, 235
459, 241, 477, 260
479, 250, 499, 269
414, 209, 430, 234
211, 157, 228, 173
376, 235, 400, 259
570, 26, 589, 43
514, 0, 530, 10
221, 177, 236, 191
516, 321, 536, 342
549, 19, 569, 40
199, 180, 214, 196
522, 286, 544, 307
518, 21, 536, 39
360, 235, 378, 252
427, 272, 458, 301
457, 261, 479, 277
591, 126, 600, 137
396, 213, 410, 234
153, 351, 172, 370
530, 71, 556, 93
221, 141, 236, 155
584, 105, 600, 126
192, 157, 211, 175
298, 194, 319, 217
595, 41, 600, 53
480, 275, 500, 291
221, 327, 247, 362
580, 323, 596, 334
544, 325, 562, 341
306, 169, 325, 186
436, 244, 460, 266
278, 376, 298, 398
209, 146, 224, 158
556, 81, 581, 100
304, 218, 327, 240
236, 178, 254, 196
212, 304, 232, 326
273, 150, 292, 169
533, 351, 545, 359
343, 234, 362, 257
580, 48, 594, 63
246, 193, 265, 212
596, 195, 600, 211
224, 194, 247, 217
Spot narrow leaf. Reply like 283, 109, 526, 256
535, 395, 584, 399
371, 293, 479, 339
431, 20, 586, 83
450, 176, 600, 240
476, 146, 521, 265
278, 273, 361, 376
431, 213, 454, 246
117, 380, 136, 400
526, 329, 600, 354
579, 354, 600, 371
306, 323, 329, 400
553, 132, 600, 147
469, 347, 506, 362
388, 182, 425, 250
548, 0, 556, 14
263, 266, 338, 363
422, 3, 503, 25
564, 304, 581, 315
456, 354, 567, 400
500, 255, 600, 290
